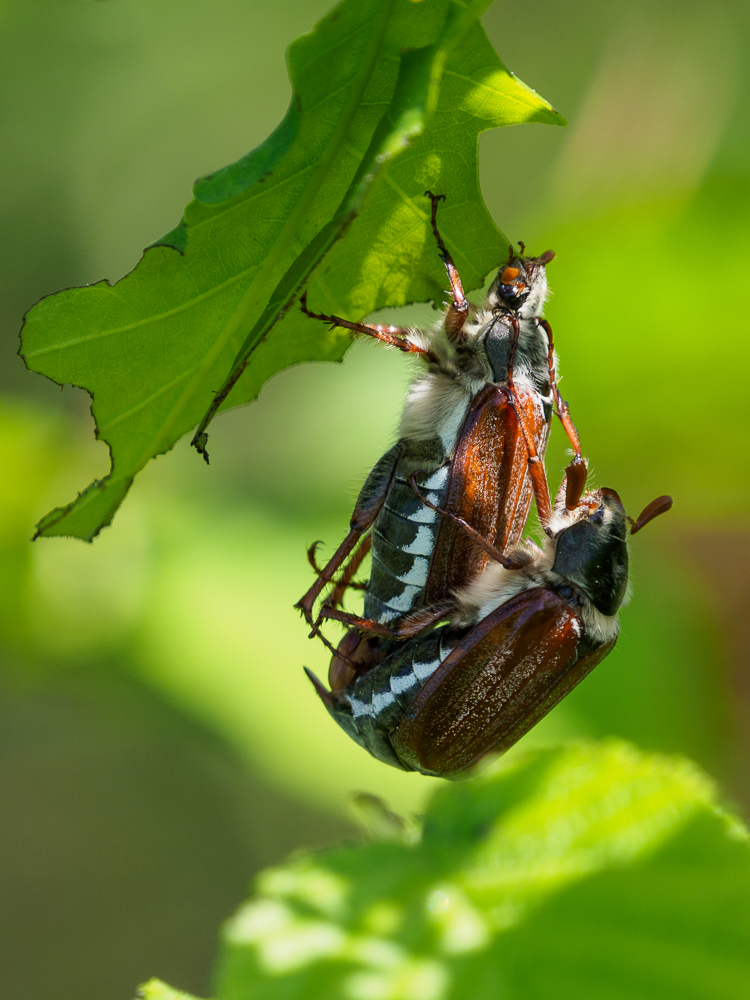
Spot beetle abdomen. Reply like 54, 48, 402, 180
327, 625, 462, 770
364, 464, 450, 624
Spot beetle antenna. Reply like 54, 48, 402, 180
629, 495, 673, 535
564, 456, 588, 510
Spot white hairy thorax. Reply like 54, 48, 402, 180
451, 497, 622, 648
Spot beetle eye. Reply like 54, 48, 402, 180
556, 583, 580, 606
501, 266, 520, 283
589, 505, 604, 525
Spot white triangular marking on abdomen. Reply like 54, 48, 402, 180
381, 584, 422, 612
422, 466, 449, 490
413, 658, 441, 682
391, 672, 419, 695
403, 525, 435, 556
397, 556, 429, 586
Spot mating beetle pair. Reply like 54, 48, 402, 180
297, 193, 671, 777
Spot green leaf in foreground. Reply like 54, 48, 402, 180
157, 741, 750, 1000
20, 0, 563, 540
139, 982, 204, 1000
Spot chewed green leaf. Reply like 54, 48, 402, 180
20, 0, 563, 540
194, 102, 301, 205
193, 741, 750, 1000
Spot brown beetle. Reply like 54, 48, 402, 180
296, 193, 583, 655
305, 467, 672, 777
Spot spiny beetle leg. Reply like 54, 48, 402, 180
317, 605, 396, 638
326, 535, 372, 609
503, 388, 553, 529
300, 292, 438, 363
424, 191, 470, 340
538, 317, 585, 467
295, 443, 404, 624
408, 473, 525, 570
307, 539, 368, 600
316, 599, 457, 640
295, 527, 363, 626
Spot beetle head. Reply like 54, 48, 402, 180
551, 487, 629, 617
488, 248, 555, 317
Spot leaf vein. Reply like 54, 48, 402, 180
24, 268, 256, 356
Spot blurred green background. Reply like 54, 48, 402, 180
1, 0, 748, 997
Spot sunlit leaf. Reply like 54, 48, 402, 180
20, 0, 562, 540
192, 742, 750, 1000
140, 979, 206, 1000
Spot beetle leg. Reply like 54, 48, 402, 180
314, 606, 396, 638
408, 473, 527, 570
424, 191, 470, 340
306, 617, 364, 669
537, 317, 586, 469
394, 599, 458, 636
329, 539, 372, 604
306, 541, 325, 575
316, 598, 456, 639
296, 528, 364, 626
307, 541, 367, 597
296, 442, 405, 624
501, 388, 554, 530
507, 389, 592, 524
326, 535, 372, 608
300, 292, 438, 363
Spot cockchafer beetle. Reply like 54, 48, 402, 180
296, 192, 584, 657
305, 464, 672, 777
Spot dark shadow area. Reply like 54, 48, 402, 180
0, 670, 352, 1000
